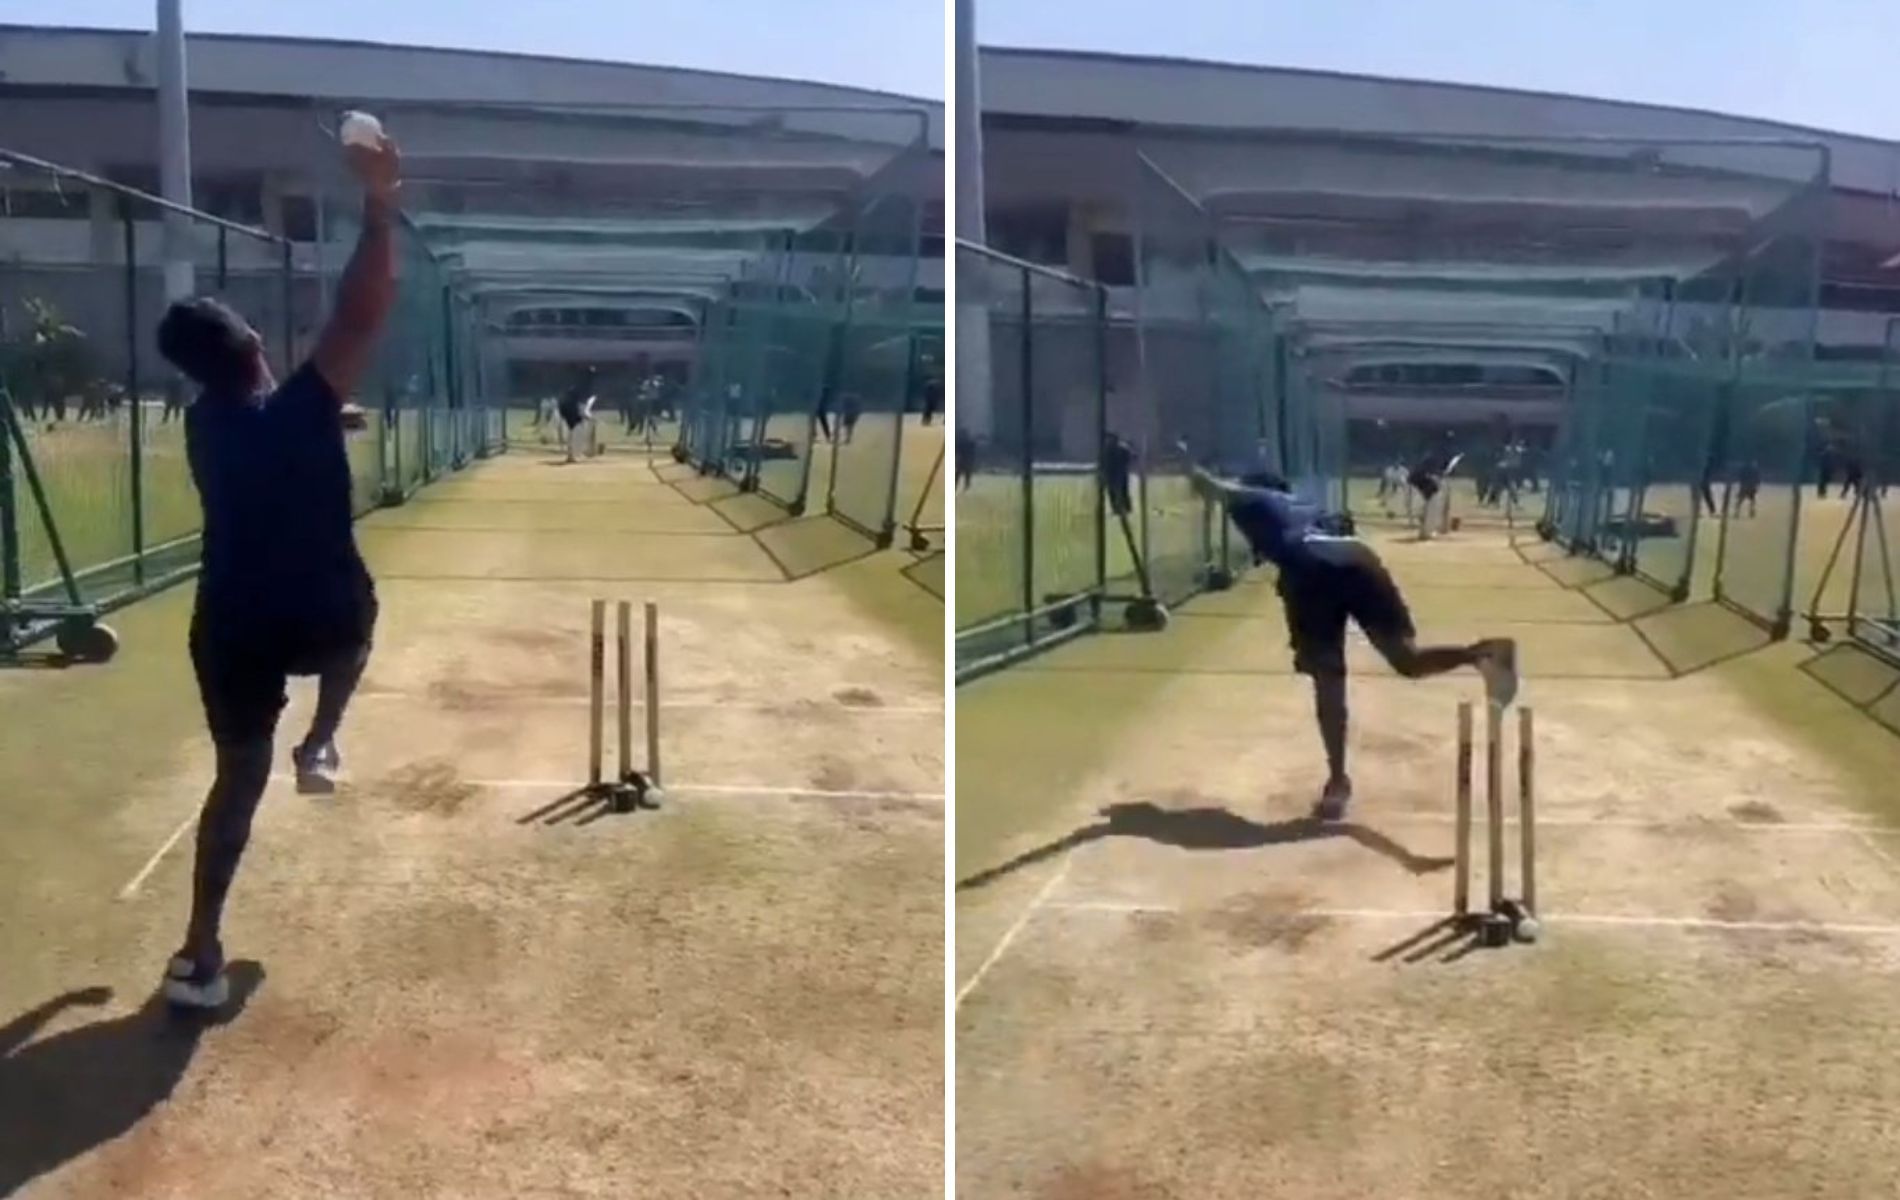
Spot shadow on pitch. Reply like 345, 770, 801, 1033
516, 788, 635, 828
0, 963, 266, 1197
1370, 916, 1487, 966
955, 800, 1451, 892
899, 551, 944, 600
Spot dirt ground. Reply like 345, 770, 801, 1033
0, 446, 943, 1199
956, 518, 1900, 1200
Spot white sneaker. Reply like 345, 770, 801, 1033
163, 955, 229, 1010
1312, 775, 1353, 822
1475, 639, 1520, 709
293, 741, 341, 795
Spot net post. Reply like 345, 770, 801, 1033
124, 212, 145, 584
1019, 263, 1035, 647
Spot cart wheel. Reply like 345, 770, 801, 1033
57, 620, 119, 664
909, 532, 931, 552
1810, 620, 1832, 644
1125, 598, 1170, 632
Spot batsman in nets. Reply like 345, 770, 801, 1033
1184, 453, 1519, 821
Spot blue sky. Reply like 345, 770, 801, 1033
980, 0, 1900, 141
0, 0, 944, 98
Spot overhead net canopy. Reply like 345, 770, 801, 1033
1134, 130, 1829, 631
354, 101, 935, 536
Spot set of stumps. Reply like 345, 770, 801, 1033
1453, 700, 1539, 946
586, 598, 665, 813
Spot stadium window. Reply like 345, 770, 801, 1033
282, 196, 318, 243
1, 186, 89, 219
988, 202, 1069, 266
1091, 232, 1135, 286
200, 176, 264, 226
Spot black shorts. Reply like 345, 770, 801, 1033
192, 581, 378, 747
1408, 470, 1441, 501
1277, 540, 1414, 676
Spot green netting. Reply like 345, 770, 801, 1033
1620, 271, 1732, 594
1710, 206, 1825, 634
953, 243, 1109, 676
754, 230, 845, 507
363, 101, 937, 546
1131, 154, 1283, 605
956, 246, 1030, 648
1844, 325, 1900, 660
827, 168, 924, 542
1134, 129, 1830, 591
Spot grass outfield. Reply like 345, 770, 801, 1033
8, 404, 448, 601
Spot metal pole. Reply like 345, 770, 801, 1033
1019, 266, 1035, 646
0, 390, 19, 602
125, 216, 145, 583
157, 0, 195, 302
954, 0, 985, 245
1093, 285, 1108, 617
954, 0, 995, 451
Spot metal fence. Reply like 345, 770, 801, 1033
0, 148, 501, 659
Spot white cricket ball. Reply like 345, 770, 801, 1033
643, 786, 666, 809
1514, 916, 1541, 944
340, 111, 384, 149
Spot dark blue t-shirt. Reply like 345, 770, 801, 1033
187, 363, 367, 625
1225, 486, 1326, 568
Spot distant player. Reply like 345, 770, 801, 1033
1736, 459, 1761, 517
533, 395, 560, 443
1817, 443, 1841, 499
955, 426, 976, 492
1408, 438, 1459, 540
1102, 432, 1137, 518
558, 369, 598, 463
840, 394, 863, 444
155, 123, 400, 1009
1696, 466, 1722, 517
921, 375, 942, 427
816, 389, 836, 443
1494, 440, 1524, 512
1186, 459, 1517, 821
633, 375, 664, 440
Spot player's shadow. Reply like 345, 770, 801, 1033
0, 963, 265, 1197
955, 800, 1451, 892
